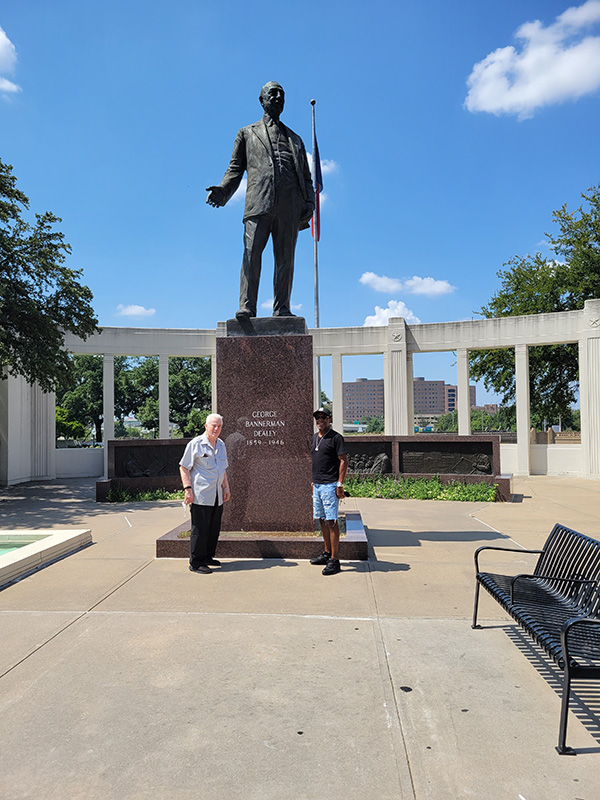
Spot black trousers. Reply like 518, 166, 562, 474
189, 498, 223, 568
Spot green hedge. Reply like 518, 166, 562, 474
345, 475, 498, 502
106, 477, 497, 503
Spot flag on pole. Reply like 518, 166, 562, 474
311, 124, 323, 241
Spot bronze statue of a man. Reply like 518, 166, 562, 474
206, 82, 315, 319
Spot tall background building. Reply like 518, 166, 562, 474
343, 378, 384, 421
342, 377, 476, 422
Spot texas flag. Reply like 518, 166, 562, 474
311, 128, 323, 241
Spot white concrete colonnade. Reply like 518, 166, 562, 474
1, 299, 599, 485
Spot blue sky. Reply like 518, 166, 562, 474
2, 1, 600, 403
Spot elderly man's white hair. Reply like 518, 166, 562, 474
205, 413, 223, 426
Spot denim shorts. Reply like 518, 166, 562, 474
312, 482, 339, 520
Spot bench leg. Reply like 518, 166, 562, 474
472, 581, 482, 629
556, 666, 576, 755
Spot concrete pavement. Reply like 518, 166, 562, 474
0, 476, 599, 799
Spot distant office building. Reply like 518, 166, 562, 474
412, 378, 475, 414
342, 376, 476, 421
413, 377, 446, 414
342, 378, 384, 421
443, 382, 476, 413
482, 403, 499, 414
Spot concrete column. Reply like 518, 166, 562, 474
158, 354, 170, 439
579, 329, 600, 478
406, 353, 414, 432
211, 354, 217, 412
313, 356, 322, 412
31, 384, 55, 479
385, 318, 410, 435
457, 348, 471, 436
103, 354, 115, 478
514, 344, 530, 476
331, 352, 343, 427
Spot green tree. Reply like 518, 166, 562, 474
56, 354, 130, 442
183, 407, 210, 437
55, 406, 88, 441
56, 354, 213, 440
435, 412, 458, 432
0, 159, 98, 391
470, 185, 600, 427
137, 397, 159, 436
435, 408, 517, 433
362, 415, 384, 433
169, 357, 212, 436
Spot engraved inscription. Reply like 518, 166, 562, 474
245, 410, 286, 447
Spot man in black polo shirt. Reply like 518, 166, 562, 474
310, 407, 348, 575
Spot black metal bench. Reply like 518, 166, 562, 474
472, 523, 600, 754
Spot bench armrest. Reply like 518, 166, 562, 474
561, 617, 600, 668
474, 545, 544, 574
510, 574, 597, 603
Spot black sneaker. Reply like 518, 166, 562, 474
206, 558, 221, 566
322, 558, 341, 576
189, 564, 213, 574
310, 551, 331, 565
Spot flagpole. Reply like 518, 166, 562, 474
310, 98, 321, 407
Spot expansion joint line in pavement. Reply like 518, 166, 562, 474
0, 611, 86, 681
365, 562, 417, 800
471, 512, 528, 549
0, 559, 154, 681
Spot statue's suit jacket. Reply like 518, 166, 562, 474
217, 119, 315, 230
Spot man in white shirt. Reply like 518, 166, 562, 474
179, 414, 231, 574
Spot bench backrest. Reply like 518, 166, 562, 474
536, 524, 600, 616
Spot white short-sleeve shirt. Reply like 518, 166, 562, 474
179, 433, 229, 506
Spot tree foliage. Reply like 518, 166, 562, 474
168, 357, 212, 436
55, 354, 212, 440
435, 408, 516, 432
362, 415, 384, 433
55, 406, 88, 441
470, 184, 600, 427
0, 159, 98, 391
56, 355, 130, 442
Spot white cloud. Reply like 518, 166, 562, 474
363, 301, 421, 327
0, 27, 21, 96
231, 176, 247, 203
464, 0, 600, 118
0, 27, 17, 72
260, 298, 303, 311
307, 153, 339, 177
360, 271, 455, 297
360, 272, 404, 292
0, 77, 19, 94
403, 276, 456, 296
115, 304, 156, 318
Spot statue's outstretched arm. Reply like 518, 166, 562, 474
206, 130, 247, 208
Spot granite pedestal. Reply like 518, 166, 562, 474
216, 317, 314, 532
156, 511, 368, 560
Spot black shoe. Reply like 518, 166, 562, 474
235, 309, 253, 320
206, 558, 221, 566
322, 558, 341, 576
310, 550, 331, 565
189, 564, 213, 574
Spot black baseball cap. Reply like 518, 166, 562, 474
313, 407, 332, 418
